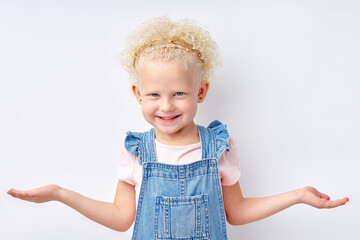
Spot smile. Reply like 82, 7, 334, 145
157, 115, 180, 120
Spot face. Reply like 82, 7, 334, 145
132, 59, 209, 144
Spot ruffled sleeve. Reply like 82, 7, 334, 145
124, 131, 143, 157
207, 120, 230, 159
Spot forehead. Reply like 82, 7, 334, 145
136, 59, 200, 89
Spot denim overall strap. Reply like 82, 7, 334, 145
198, 120, 231, 161
197, 125, 217, 160
140, 128, 157, 164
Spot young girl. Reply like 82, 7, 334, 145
8, 16, 349, 239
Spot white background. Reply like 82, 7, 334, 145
0, 0, 358, 239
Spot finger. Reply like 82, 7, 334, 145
7, 188, 15, 196
307, 187, 323, 199
340, 197, 350, 204
323, 198, 349, 208
7, 189, 24, 198
8, 189, 35, 200
319, 192, 330, 200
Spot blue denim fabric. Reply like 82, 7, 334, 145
125, 120, 230, 240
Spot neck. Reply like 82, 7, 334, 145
154, 121, 199, 145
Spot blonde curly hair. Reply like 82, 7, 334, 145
119, 16, 222, 83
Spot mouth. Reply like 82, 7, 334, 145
156, 115, 181, 121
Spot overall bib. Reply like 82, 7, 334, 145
125, 120, 230, 240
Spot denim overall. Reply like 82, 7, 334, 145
125, 120, 230, 239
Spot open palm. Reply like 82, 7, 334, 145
7, 185, 61, 203
300, 186, 349, 209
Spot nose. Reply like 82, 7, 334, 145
159, 97, 174, 112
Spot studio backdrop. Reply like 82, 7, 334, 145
0, 0, 358, 239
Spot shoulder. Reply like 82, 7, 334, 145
207, 120, 231, 158
196, 120, 230, 160
124, 128, 155, 166
124, 131, 144, 156
124, 128, 153, 155
207, 120, 230, 142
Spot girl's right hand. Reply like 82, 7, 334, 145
8, 181, 136, 231
7, 185, 62, 203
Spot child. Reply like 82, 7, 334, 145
8, 16, 349, 239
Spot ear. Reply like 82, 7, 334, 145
131, 84, 142, 105
198, 80, 210, 103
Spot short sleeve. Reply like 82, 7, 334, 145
218, 137, 241, 186
116, 144, 138, 186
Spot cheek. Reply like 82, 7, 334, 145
180, 99, 198, 115
141, 102, 156, 115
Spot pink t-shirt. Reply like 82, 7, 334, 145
117, 137, 241, 200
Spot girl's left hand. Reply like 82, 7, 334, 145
7, 185, 61, 203
298, 186, 349, 209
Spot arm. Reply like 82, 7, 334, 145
222, 182, 349, 225
7, 180, 136, 232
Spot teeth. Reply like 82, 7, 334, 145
161, 116, 177, 120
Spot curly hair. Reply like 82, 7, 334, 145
119, 16, 222, 83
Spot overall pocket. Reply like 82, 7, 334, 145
154, 194, 210, 239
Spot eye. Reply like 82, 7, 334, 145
175, 92, 184, 96
150, 93, 159, 97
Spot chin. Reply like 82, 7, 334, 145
156, 126, 180, 134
